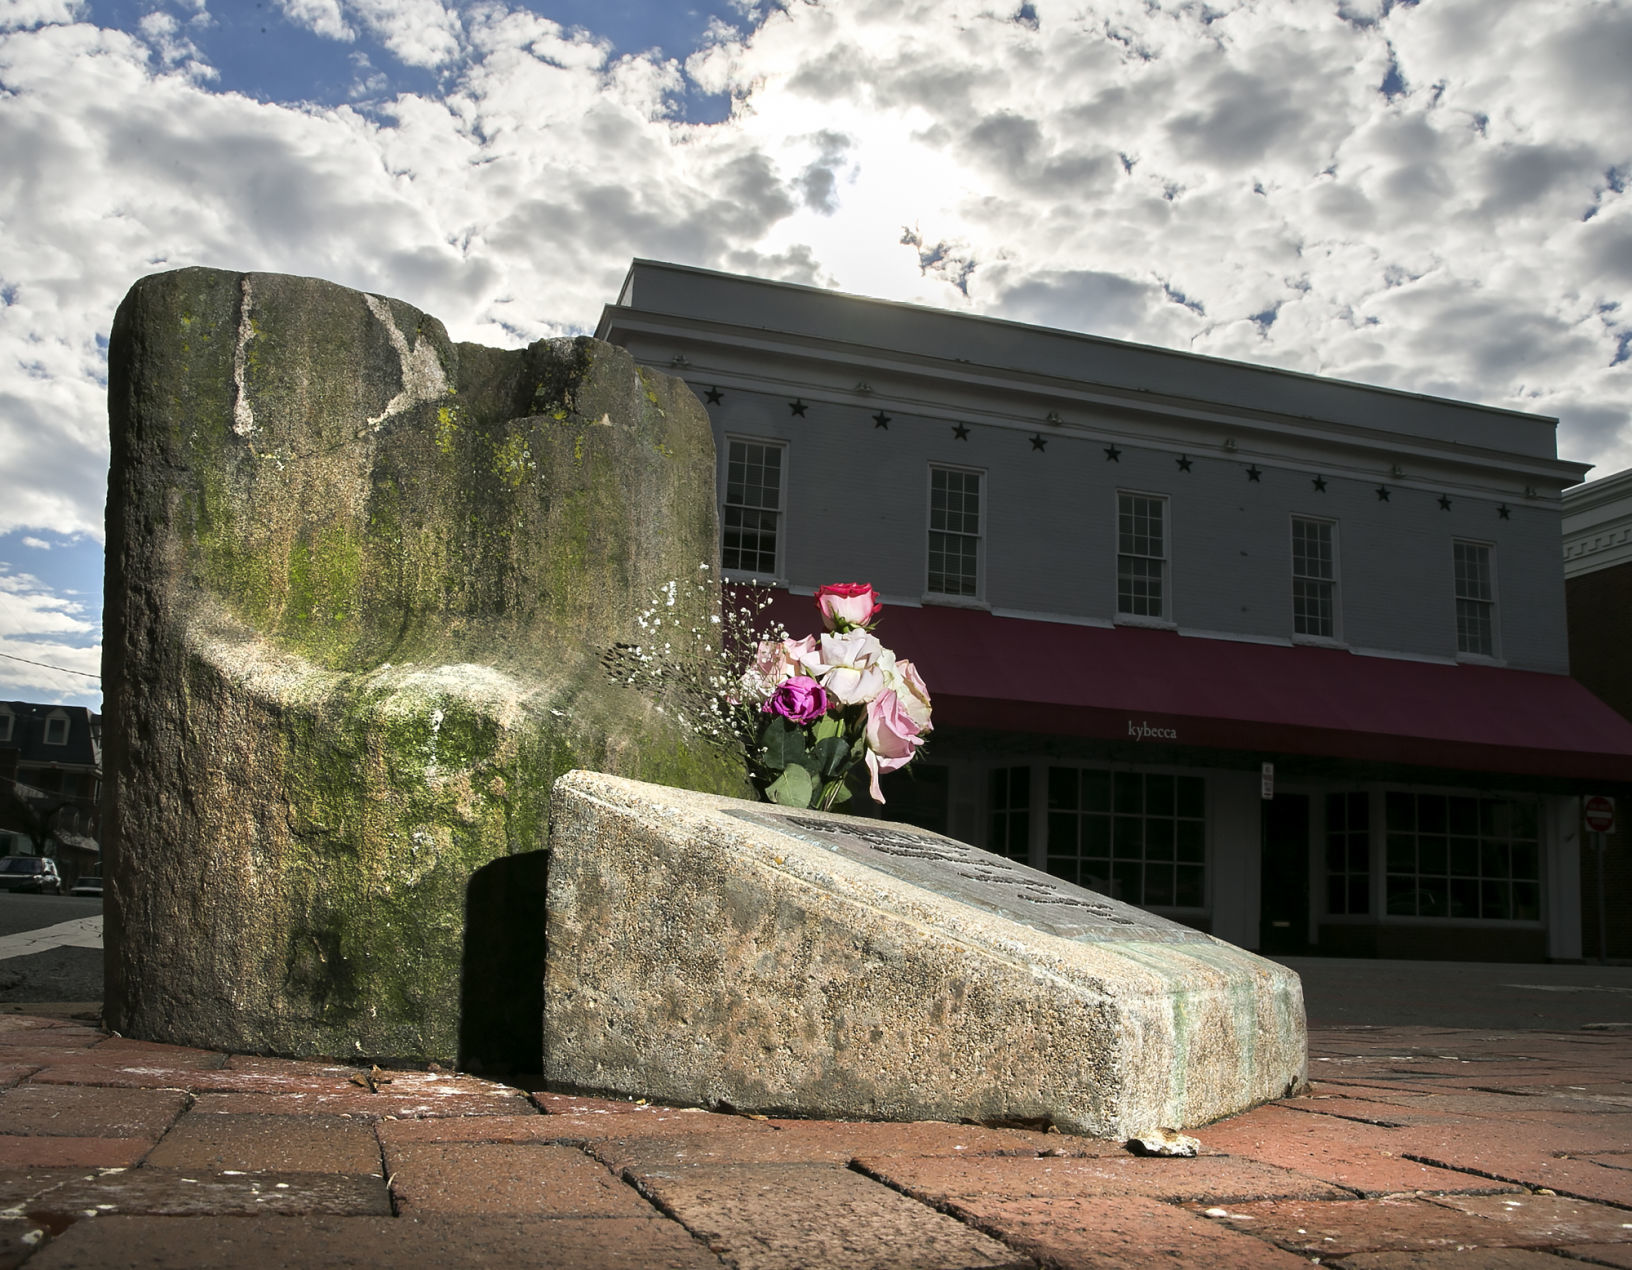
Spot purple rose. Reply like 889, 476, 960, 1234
764, 675, 829, 725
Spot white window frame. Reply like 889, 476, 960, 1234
42, 712, 69, 747
926, 464, 985, 602
1452, 539, 1499, 661
1115, 490, 1171, 625
720, 435, 788, 583
1291, 515, 1340, 643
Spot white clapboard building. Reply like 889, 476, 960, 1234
597, 259, 1632, 963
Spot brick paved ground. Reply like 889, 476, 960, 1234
0, 1009, 1625, 1268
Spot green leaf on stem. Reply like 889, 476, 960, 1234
817, 778, 852, 810
811, 735, 849, 778
812, 714, 843, 742
766, 764, 815, 807
759, 715, 805, 771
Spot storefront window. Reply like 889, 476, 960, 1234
1384, 792, 1540, 920
1047, 767, 1205, 907
987, 766, 1030, 862
1325, 791, 1370, 915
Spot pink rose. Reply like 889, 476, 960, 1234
862, 688, 925, 803
815, 583, 882, 632
893, 657, 933, 732
742, 634, 819, 701
764, 675, 830, 725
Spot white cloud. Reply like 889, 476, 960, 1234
0, 566, 99, 704
0, 0, 1629, 593
292, 0, 468, 67
0, 0, 85, 32
275, 0, 353, 44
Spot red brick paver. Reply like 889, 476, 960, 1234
632, 1161, 1029, 1270
0, 1086, 187, 1138
144, 1112, 382, 1174
1198, 1102, 1521, 1196
384, 1141, 659, 1217
961, 1193, 1318, 1268
854, 1149, 1351, 1205
0, 1013, 1619, 1268
19, 1215, 727, 1269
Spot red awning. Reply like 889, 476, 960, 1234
759, 593, 1632, 783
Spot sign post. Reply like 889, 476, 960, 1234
1583, 797, 1616, 966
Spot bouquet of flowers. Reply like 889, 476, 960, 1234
739, 583, 932, 811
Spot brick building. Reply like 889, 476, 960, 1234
1562, 469, 1632, 962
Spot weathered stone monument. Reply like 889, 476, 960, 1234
103, 268, 751, 1068
105, 266, 1304, 1135
544, 772, 1306, 1136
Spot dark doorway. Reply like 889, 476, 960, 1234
1260, 793, 1311, 954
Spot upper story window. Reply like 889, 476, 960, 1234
43, 713, 69, 746
721, 438, 785, 578
1291, 516, 1338, 639
927, 466, 982, 598
0, 710, 12, 745
1453, 541, 1496, 658
1116, 492, 1167, 619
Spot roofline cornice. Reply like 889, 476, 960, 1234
615, 258, 1563, 430
600, 307, 1590, 494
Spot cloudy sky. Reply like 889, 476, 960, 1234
2, 0, 1629, 710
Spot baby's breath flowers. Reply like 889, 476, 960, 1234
607, 564, 785, 746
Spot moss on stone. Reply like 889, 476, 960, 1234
104, 267, 753, 1064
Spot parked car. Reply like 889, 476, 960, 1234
69, 874, 102, 898
0, 856, 63, 895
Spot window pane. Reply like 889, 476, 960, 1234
987, 766, 1030, 862
1453, 542, 1495, 656
1383, 791, 1539, 922
722, 440, 783, 573
1324, 790, 1370, 916
928, 468, 981, 596
1044, 768, 1205, 909
1117, 493, 1166, 618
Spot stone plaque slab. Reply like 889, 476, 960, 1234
543, 772, 1306, 1138
726, 807, 1201, 945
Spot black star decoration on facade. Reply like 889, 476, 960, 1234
1175, 455, 1192, 472
1438, 494, 1453, 511
1246, 465, 1263, 482
704, 386, 724, 404
1029, 433, 1047, 451
1498, 504, 1512, 520
1375, 486, 1391, 502
952, 423, 970, 441
788, 398, 808, 417
1104, 444, 1122, 462
872, 411, 891, 429
1311, 476, 1327, 492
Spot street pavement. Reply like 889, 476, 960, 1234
0, 905, 103, 1008
0, 953, 1624, 1267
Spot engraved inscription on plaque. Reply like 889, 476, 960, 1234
725, 808, 1204, 945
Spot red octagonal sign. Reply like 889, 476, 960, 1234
1584, 796, 1616, 834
